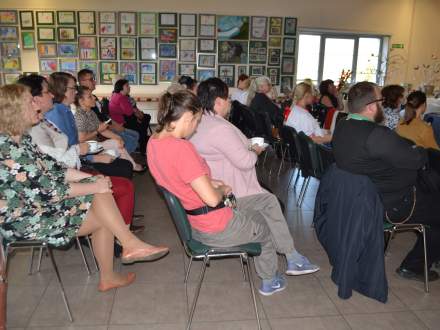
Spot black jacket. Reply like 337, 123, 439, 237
313, 164, 388, 303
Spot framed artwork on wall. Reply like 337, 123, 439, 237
37, 27, 56, 41
3, 73, 21, 84
179, 13, 196, 37
79, 36, 97, 60
249, 41, 267, 64
198, 39, 216, 53
139, 37, 157, 60
217, 16, 249, 40
99, 12, 117, 35
120, 61, 138, 84
39, 58, 58, 73
284, 17, 297, 36
21, 31, 35, 49
78, 11, 96, 35
100, 61, 118, 84
139, 62, 157, 85
198, 14, 215, 37
19, 11, 34, 30
282, 37, 296, 55
268, 48, 281, 66
281, 56, 295, 74
57, 27, 77, 42
37, 43, 57, 58
159, 59, 176, 81
179, 63, 196, 78
57, 11, 76, 25
269, 17, 282, 35
197, 69, 215, 82
268, 67, 280, 85
139, 12, 157, 36
269, 37, 282, 48
99, 37, 117, 60
36, 11, 54, 25
218, 64, 235, 87
120, 37, 137, 60
0, 10, 18, 25
159, 43, 177, 58
250, 65, 266, 77
58, 43, 78, 57
198, 54, 215, 68
59, 58, 77, 75
1, 42, 20, 58
0, 26, 18, 41
218, 40, 248, 64
159, 28, 177, 43
237, 65, 248, 76
119, 12, 136, 35
79, 61, 98, 76
250, 16, 267, 40
179, 39, 196, 62
280, 76, 293, 94
159, 13, 177, 27
2, 57, 21, 72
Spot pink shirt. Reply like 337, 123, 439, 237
147, 136, 233, 234
190, 113, 264, 198
109, 93, 134, 124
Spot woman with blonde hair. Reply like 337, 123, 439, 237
285, 82, 332, 144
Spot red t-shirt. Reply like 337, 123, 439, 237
147, 136, 233, 234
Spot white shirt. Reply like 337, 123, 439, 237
230, 89, 249, 105
285, 105, 325, 137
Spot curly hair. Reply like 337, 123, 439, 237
0, 84, 32, 136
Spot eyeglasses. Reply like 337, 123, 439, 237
66, 86, 78, 91
365, 98, 384, 106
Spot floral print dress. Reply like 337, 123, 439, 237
0, 134, 93, 247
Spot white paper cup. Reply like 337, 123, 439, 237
86, 140, 99, 152
251, 137, 265, 146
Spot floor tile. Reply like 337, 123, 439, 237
413, 309, 440, 329
26, 326, 107, 330
109, 324, 184, 330
191, 319, 270, 330
269, 315, 350, 330
343, 311, 427, 329
6, 285, 47, 328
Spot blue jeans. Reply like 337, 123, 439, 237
118, 129, 139, 153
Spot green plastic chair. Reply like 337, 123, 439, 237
157, 186, 262, 330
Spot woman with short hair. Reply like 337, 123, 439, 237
381, 84, 405, 130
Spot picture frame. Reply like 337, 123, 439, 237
198, 54, 216, 68
119, 12, 136, 35
178, 63, 196, 78
159, 43, 177, 58
139, 62, 157, 85
139, 12, 157, 36
217, 16, 249, 40
198, 14, 216, 37
269, 37, 282, 48
218, 64, 235, 87
57, 27, 77, 41
139, 37, 157, 61
58, 43, 78, 57
1, 42, 20, 57
120, 61, 138, 84
39, 58, 58, 73
269, 17, 282, 35
268, 48, 281, 66
159, 28, 177, 43
249, 41, 267, 64
99, 12, 117, 35
280, 76, 293, 94
198, 39, 216, 53
159, 59, 176, 82
250, 16, 267, 40
2, 57, 21, 72
237, 65, 248, 76
19, 11, 34, 30
120, 37, 137, 60
100, 61, 118, 85
159, 13, 177, 27
21, 31, 35, 49
250, 65, 266, 77
179, 13, 197, 37
218, 40, 248, 64
78, 11, 96, 35
37, 43, 57, 58
79, 36, 97, 60
0, 10, 18, 25
79, 61, 98, 76
197, 69, 215, 82
3, 73, 21, 84
283, 37, 296, 55
268, 67, 280, 85
36, 11, 54, 25
179, 39, 196, 62
281, 56, 295, 74
99, 37, 117, 60
57, 11, 76, 25
37, 27, 56, 41
0, 26, 18, 41
284, 17, 297, 36
59, 58, 77, 74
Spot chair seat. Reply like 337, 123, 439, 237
383, 221, 395, 231
187, 239, 261, 257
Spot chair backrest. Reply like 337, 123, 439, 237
229, 100, 244, 128
253, 111, 273, 142
231, 101, 257, 138
279, 125, 299, 163
297, 132, 321, 178
424, 113, 440, 146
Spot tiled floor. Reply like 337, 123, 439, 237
6, 153, 440, 329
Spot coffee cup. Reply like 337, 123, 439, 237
251, 137, 265, 147
86, 140, 99, 152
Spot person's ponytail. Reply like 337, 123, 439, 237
403, 91, 426, 125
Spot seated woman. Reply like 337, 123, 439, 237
231, 74, 250, 105
285, 83, 332, 144
75, 86, 146, 172
0, 84, 168, 291
147, 89, 319, 296
382, 84, 405, 130
109, 79, 150, 155
178, 75, 198, 94
319, 79, 344, 129
396, 91, 439, 150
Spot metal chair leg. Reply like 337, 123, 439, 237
277, 146, 288, 177
36, 246, 44, 273
298, 177, 310, 208
28, 247, 34, 275
239, 255, 246, 281
422, 226, 429, 293
76, 237, 91, 276
293, 169, 301, 188
187, 256, 208, 330
85, 236, 99, 272
296, 178, 307, 206
246, 256, 261, 330
184, 256, 193, 283
47, 246, 73, 322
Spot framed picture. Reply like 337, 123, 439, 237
119, 12, 136, 35
58, 43, 78, 57
159, 13, 177, 27
283, 37, 296, 55
269, 37, 282, 48
280, 76, 293, 94
57, 27, 77, 41
268, 48, 281, 66
100, 61, 118, 85
57, 11, 76, 25
250, 65, 266, 77
179, 13, 196, 37
218, 64, 235, 87
79, 36, 97, 60
159, 43, 176, 58
19, 11, 34, 29
198, 54, 215, 68
21, 31, 35, 49
237, 65, 248, 76
139, 62, 157, 85
159, 59, 176, 82
197, 69, 215, 82
250, 16, 267, 40
37, 27, 56, 41
284, 17, 297, 36
100, 37, 117, 60
120, 61, 138, 84
39, 58, 58, 73
269, 17, 282, 35
217, 16, 249, 40
139, 37, 157, 60
2, 57, 21, 72
3, 73, 21, 84
0, 26, 18, 41
36, 11, 54, 25
218, 40, 248, 64
179, 39, 196, 62
0, 10, 18, 25
179, 63, 196, 78
159, 28, 177, 43
1, 42, 20, 57
198, 14, 216, 37
79, 61, 98, 76
268, 67, 280, 85
198, 39, 216, 53
139, 12, 157, 36
37, 43, 57, 58
281, 57, 295, 74
78, 11, 96, 35
59, 58, 77, 74
99, 12, 117, 35
120, 37, 137, 60
249, 41, 267, 64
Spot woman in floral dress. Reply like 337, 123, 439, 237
0, 84, 168, 292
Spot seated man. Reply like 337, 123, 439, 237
332, 81, 440, 281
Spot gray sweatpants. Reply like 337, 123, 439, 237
192, 193, 295, 280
